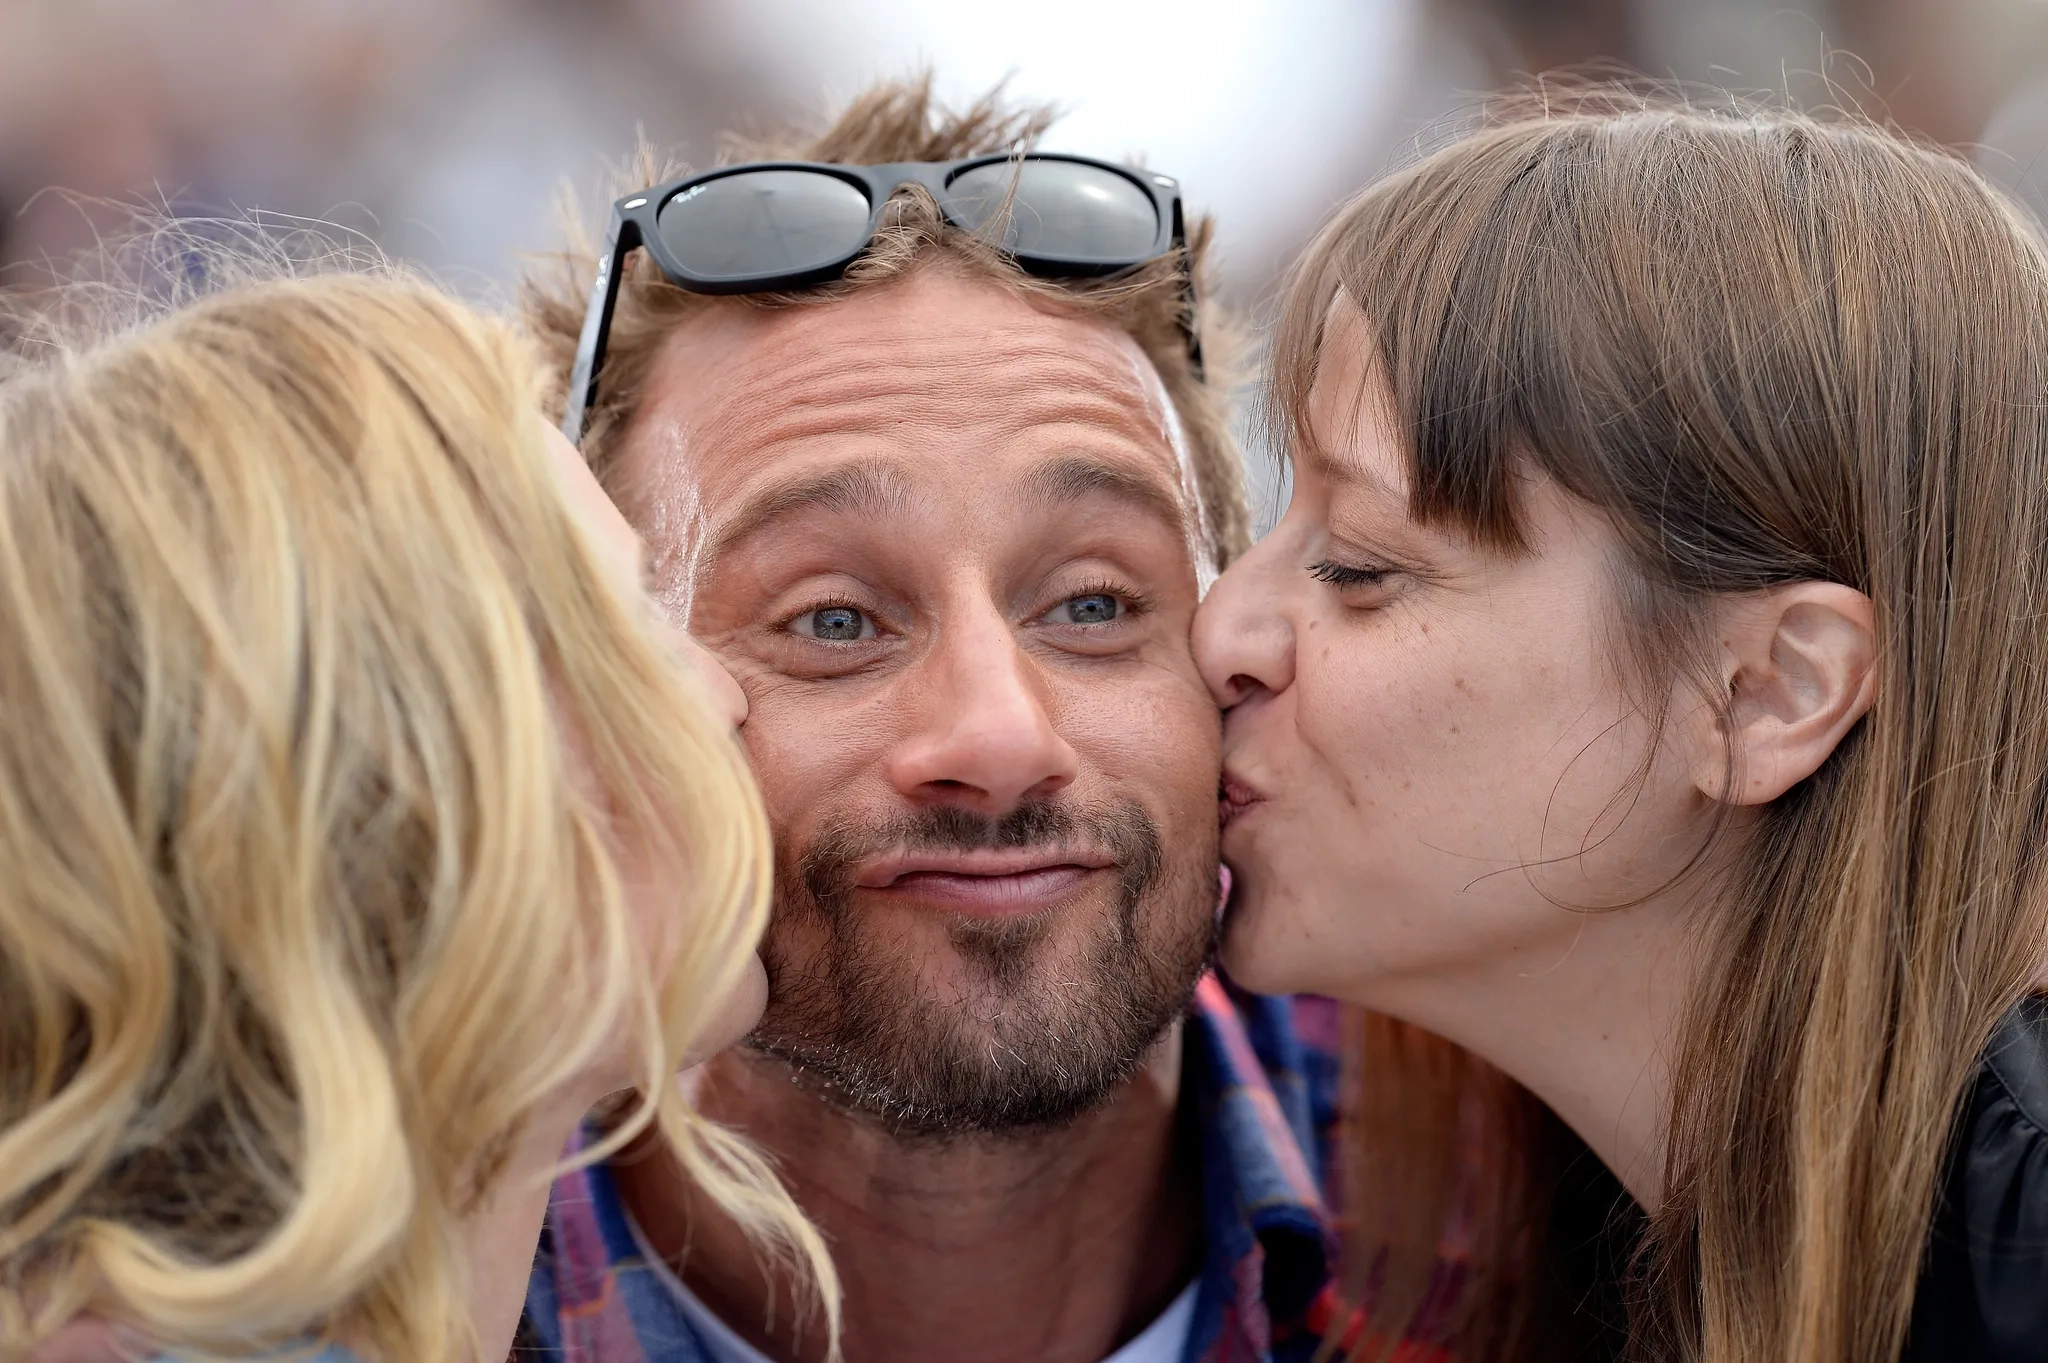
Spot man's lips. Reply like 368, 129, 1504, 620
853, 848, 1116, 916
1218, 773, 1266, 831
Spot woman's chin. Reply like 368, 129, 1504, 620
1217, 880, 1313, 996
683, 952, 768, 1068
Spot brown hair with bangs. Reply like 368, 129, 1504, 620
520, 73, 1249, 566
1274, 87, 2048, 1362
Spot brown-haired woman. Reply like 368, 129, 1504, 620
1194, 91, 2048, 1363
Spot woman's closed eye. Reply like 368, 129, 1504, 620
1309, 558, 1393, 590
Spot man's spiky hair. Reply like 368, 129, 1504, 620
520, 73, 1250, 565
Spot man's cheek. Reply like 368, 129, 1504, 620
741, 728, 816, 817
1063, 691, 1220, 800
742, 693, 880, 810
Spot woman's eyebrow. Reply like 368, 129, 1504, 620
1297, 426, 1407, 506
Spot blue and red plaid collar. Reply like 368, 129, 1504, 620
1181, 974, 1337, 1359
525, 973, 1345, 1363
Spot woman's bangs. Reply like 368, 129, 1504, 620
1272, 127, 1576, 554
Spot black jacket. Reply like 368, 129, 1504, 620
1905, 993, 2048, 1362
1549, 995, 2048, 1362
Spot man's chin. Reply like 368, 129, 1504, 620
739, 1025, 1167, 1139
748, 929, 1202, 1138
756, 796, 1215, 1137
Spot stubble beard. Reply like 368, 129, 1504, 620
746, 797, 1217, 1139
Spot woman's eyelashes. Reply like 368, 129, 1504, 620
1308, 558, 1393, 590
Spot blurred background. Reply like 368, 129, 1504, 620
5, 0, 2047, 512
10, 0, 2048, 306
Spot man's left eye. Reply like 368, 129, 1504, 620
1045, 592, 1123, 626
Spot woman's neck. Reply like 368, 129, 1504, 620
460, 1092, 599, 1361
1369, 886, 1707, 1211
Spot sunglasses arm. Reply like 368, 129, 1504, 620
1168, 200, 1205, 383
560, 208, 643, 447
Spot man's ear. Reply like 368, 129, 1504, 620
1689, 582, 1876, 806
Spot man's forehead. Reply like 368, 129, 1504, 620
622, 271, 1186, 503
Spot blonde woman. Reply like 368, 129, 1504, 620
0, 271, 834, 1361
1196, 93, 2048, 1361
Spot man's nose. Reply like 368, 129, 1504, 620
1193, 537, 1297, 708
887, 614, 1080, 815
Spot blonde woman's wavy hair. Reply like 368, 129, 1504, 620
0, 265, 835, 1360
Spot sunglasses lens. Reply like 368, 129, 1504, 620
655, 170, 872, 282
945, 160, 1160, 263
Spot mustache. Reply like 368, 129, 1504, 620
795, 798, 1163, 910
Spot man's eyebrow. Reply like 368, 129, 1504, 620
1020, 454, 1188, 533
707, 459, 921, 560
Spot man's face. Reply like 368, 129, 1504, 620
621, 266, 1220, 1135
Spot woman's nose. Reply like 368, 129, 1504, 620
1193, 539, 1297, 708
675, 630, 748, 729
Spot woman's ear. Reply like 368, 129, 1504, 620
1689, 582, 1876, 806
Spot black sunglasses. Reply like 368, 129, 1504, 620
560, 154, 1202, 445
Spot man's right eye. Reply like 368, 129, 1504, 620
788, 605, 876, 642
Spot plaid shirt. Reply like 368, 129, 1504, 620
521, 974, 1386, 1363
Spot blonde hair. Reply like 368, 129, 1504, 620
0, 267, 835, 1359
1275, 87, 2048, 1361
520, 73, 1252, 566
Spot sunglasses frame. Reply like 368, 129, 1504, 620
561, 153, 1201, 445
